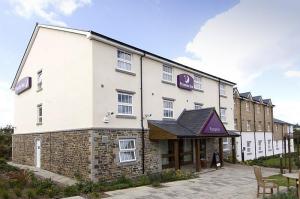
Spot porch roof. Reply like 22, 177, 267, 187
148, 108, 240, 140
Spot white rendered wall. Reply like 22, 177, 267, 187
255, 132, 266, 158
265, 132, 274, 156
14, 27, 93, 134
241, 132, 256, 160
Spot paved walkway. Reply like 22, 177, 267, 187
105, 164, 286, 199
8, 162, 77, 186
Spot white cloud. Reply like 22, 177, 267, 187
8, 0, 91, 26
0, 81, 14, 127
175, 0, 300, 89
285, 70, 300, 78
274, 99, 300, 125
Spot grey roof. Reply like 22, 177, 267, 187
240, 92, 251, 99
273, 118, 292, 125
253, 96, 262, 102
148, 108, 240, 138
263, 99, 272, 105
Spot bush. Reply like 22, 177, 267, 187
0, 126, 13, 160
26, 189, 36, 199
264, 188, 297, 199
0, 189, 10, 199
63, 185, 80, 197
0, 158, 18, 173
151, 180, 161, 187
14, 188, 22, 198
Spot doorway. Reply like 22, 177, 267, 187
36, 139, 41, 168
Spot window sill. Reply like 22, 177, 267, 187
36, 88, 43, 92
116, 114, 137, 119
36, 123, 43, 126
247, 152, 252, 155
162, 117, 176, 121
194, 88, 204, 93
161, 80, 176, 86
268, 149, 272, 151
258, 151, 263, 153
119, 160, 137, 166
115, 68, 136, 76
222, 121, 228, 124
220, 94, 227, 98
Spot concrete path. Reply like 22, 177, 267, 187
8, 162, 77, 186
105, 164, 286, 199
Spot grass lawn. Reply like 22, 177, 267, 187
267, 174, 296, 187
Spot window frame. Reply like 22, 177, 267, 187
258, 140, 263, 153
219, 83, 226, 96
163, 99, 174, 119
245, 102, 250, 112
37, 70, 42, 91
220, 108, 226, 122
162, 65, 173, 83
194, 75, 202, 90
194, 103, 203, 110
118, 139, 136, 163
117, 92, 133, 116
37, 104, 43, 125
246, 141, 252, 154
268, 140, 272, 151
246, 120, 251, 131
117, 50, 132, 72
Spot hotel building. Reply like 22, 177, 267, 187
233, 88, 294, 161
11, 24, 238, 181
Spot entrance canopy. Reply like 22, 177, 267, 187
148, 108, 239, 140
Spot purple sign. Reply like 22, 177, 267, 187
177, 74, 194, 90
202, 112, 227, 134
15, 77, 32, 95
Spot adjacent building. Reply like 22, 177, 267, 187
11, 24, 238, 181
233, 88, 294, 161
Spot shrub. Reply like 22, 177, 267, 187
14, 188, 22, 198
26, 189, 36, 199
63, 185, 80, 197
134, 175, 151, 186
0, 158, 18, 173
264, 188, 297, 199
0, 189, 10, 199
151, 180, 161, 187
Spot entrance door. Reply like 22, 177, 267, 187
36, 140, 41, 168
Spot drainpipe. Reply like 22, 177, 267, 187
218, 80, 221, 115
271, 107, 274, 156
253, 101, 257, 159
140, 52, 146, 174
239, 98, 243, 161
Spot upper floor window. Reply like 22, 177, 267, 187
275, 124, 278, 131
194, 103, 203, 110
163, 99, 174, 118
117, 50, 132, 71
246, 120, 251, 131
234, 119, 238, 130
37, 70, 42, 91
119, 139, 136, 163
37, 104, 42, 125
267, 122, 271, 131
194, 75, 202, 90
246, 102, 250, 112
256, 105, 261, 114
162, 65, 173, 82
266, 107, 270, 115
220, 108, 226, 122
258, 121, 262, 131
219, 83, 225, 96
117, 92, 133, 115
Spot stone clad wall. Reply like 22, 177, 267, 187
12, 130, 91, 180
91, 129, 161, 182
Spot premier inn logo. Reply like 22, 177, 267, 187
15, 77, 32, 95
177, 74, 194, 90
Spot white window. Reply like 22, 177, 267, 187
267, 122, 271, 131
219, 83, 225, 96
268, 140, 272, 151
220, 108, 226, 122
194, 75, 202, 90
234, 119, 238, 130
162, 65, 172, 82
194, 103, 203, 110
117, 50, 132, 71
37, 70, 42, 90
256, 105, 260, 114
276, 140, 279, 150
258, 121, 262, 131
37, 104, 42, 124
246, 141, 252, 154
119, 139, 136, 163
163, 99, 174, 118
258, 140, 263, 153
223, 138, 230, 151
247, 120, 251, 131
117, 92, 133, 115
246, 102, 250, 112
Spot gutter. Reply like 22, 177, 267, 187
140, 52, 146, 174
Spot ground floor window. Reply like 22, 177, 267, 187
268, 140, 272, 151
119, 139, 136, 163
246, 141, 252, 154
276, 140, 279, 150
258, 140, 263, 153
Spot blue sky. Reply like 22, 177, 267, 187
0, 0, 300, 126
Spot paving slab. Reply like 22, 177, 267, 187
8, 162, 77, 186
105, 164, 287, 199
